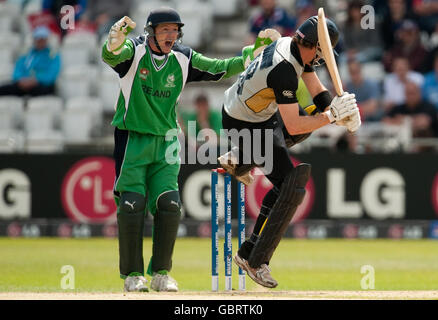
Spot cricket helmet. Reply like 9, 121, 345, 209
144, 7, 184, 36
296, 15, 339, 48
144, 7, 184, 54
295, 15, 339, 66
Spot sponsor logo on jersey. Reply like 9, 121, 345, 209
282, 90, 294, 98
139, 68, 149, 80
165, 74, 176, 87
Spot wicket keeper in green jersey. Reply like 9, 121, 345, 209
102, 7, 276, 292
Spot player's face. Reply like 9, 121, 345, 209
309, 46, 324, 66
154, 23, 180, 53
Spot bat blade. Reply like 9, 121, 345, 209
317, 7, 344, 97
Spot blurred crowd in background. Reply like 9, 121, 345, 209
0, 0, 438, 154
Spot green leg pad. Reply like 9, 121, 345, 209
147, 191, 181, 275
117, 192, 146, 278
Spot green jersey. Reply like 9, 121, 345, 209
102, 36, 246, 136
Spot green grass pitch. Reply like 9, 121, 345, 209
0, 238, 437, 292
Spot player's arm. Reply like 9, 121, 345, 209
187, 51, 245, 82
280, 95, 358, 135
187, 28, 282, 82
101, 16, 136, 68
279, 102, 332, 135
301, 72, 332, 105
302, 70, 362, 132
269, 65, 333, 135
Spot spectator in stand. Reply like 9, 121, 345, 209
422, 21, 438, 72
383, 82, 438, 140
422, 52, 438, 109
247, 0, 296, 44
0, 26, 61, 97
341, 0, 383, 63
383, 19, 429, 73
380, 0, 417, 51
346, 59, 382, 121
382, 56, 424, 113
412, 0, 438, 34
80, 0, 132, 39
294, 0, 317, 28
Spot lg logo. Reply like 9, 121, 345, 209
327, 168, 405, 219
0, 169, 31, 219
61, 157, 117, 223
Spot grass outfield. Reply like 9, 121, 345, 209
0, 238, 438, 293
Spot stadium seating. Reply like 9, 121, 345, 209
65, 96, 104, 130
61, 32, 98, 67
0, 63, 14, 84
58, 64, 97, 100
23, 0, 43, 16
25, 130, 64, 153
0, 1, 21, 32
209, 0, 242, 18
0, 32, 21, 63
0, 96, 25, 130
24, 95, 64, 153
176, 1, 213, 49
0, 129, 25, 153
25, 96, 63, 131
62, 105, 94, 144
98, 66, 120, 112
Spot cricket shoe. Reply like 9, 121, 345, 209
218, 152, 254, 186
233, 254, 278, 288
151, 272, 178, 292
124, 275, 149, 292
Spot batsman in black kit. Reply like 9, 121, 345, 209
218, 16, 361, 288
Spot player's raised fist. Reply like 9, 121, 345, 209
107, 16, 136, 55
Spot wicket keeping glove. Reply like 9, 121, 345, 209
107, 16, 136, 55
243, 28, 281, 68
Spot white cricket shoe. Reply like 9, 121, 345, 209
124, 275, 149, 292
151, 273, 178, 292
218, 151, 254, 186
233, 254, 278, 288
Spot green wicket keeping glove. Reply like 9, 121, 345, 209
242, 28, 281, 68
106, 16, 136, 55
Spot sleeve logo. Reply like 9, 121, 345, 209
282, 90, 294, 98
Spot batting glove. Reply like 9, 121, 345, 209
337, 108, 362, 133
107, 16, 136, 55
325, 92, 357, 123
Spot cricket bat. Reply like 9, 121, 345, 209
317, 7, 356, 127
317, 7, 343, 97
